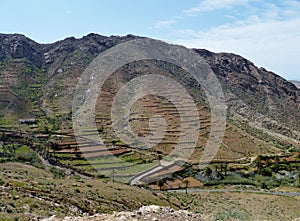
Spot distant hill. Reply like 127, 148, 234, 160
290, 80, 300, 89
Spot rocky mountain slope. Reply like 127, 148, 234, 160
0, 33, 299, 154
196, 49, 299, 138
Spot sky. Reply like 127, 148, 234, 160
1, 0, 300, 80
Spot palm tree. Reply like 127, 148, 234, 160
184, 179, 189, 194
274, 156, 279, 173
224, 163, 228, 176
205, 167, 213, 179
256, 155, 262, 174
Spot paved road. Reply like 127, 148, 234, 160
130, 161, 175, 185
130, 165, 162, 185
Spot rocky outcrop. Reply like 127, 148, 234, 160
0, 34, 43, 67
194, 48, 299, 138
45, 205, 208, 221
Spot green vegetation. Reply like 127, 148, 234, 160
15, 145, 43, 168
205, 174, 257, 186
0, 143, 43, 168
214, 208, 250, 221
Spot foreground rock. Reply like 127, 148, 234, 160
46, 205, 208, 221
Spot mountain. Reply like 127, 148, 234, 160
0, 33, 299, 160
0, 33, 139, 119
290, 80, 300, 89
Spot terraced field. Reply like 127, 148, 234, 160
46, 62, 290, 184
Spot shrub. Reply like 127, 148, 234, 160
215, 208, 250, 220
50, 167, 66, 179
260, 168, 273, 176
15, 145, 43, 168
0, 177, 4, 185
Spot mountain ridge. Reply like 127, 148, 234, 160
0, 33, 299, 148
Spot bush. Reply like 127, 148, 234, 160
254, 175, 281, 189
215, 208, 250, 220
0, 177, 4, 185
260, 168, 273, 176
50, 167, 66, 179
15, 145, 43, 168
205, 174, 257, 186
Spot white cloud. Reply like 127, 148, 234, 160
183, 0, 252, 15
172, 0, 300, 80
175, 16, 300, 80
153, 20, 175, 29
261, 3, 280, 19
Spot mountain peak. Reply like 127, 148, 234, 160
0, 33, 43, 66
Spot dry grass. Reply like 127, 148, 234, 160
0, 162, 169, 220
167, 190, 300, 220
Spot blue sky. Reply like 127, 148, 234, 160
1, 0, 300, 80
